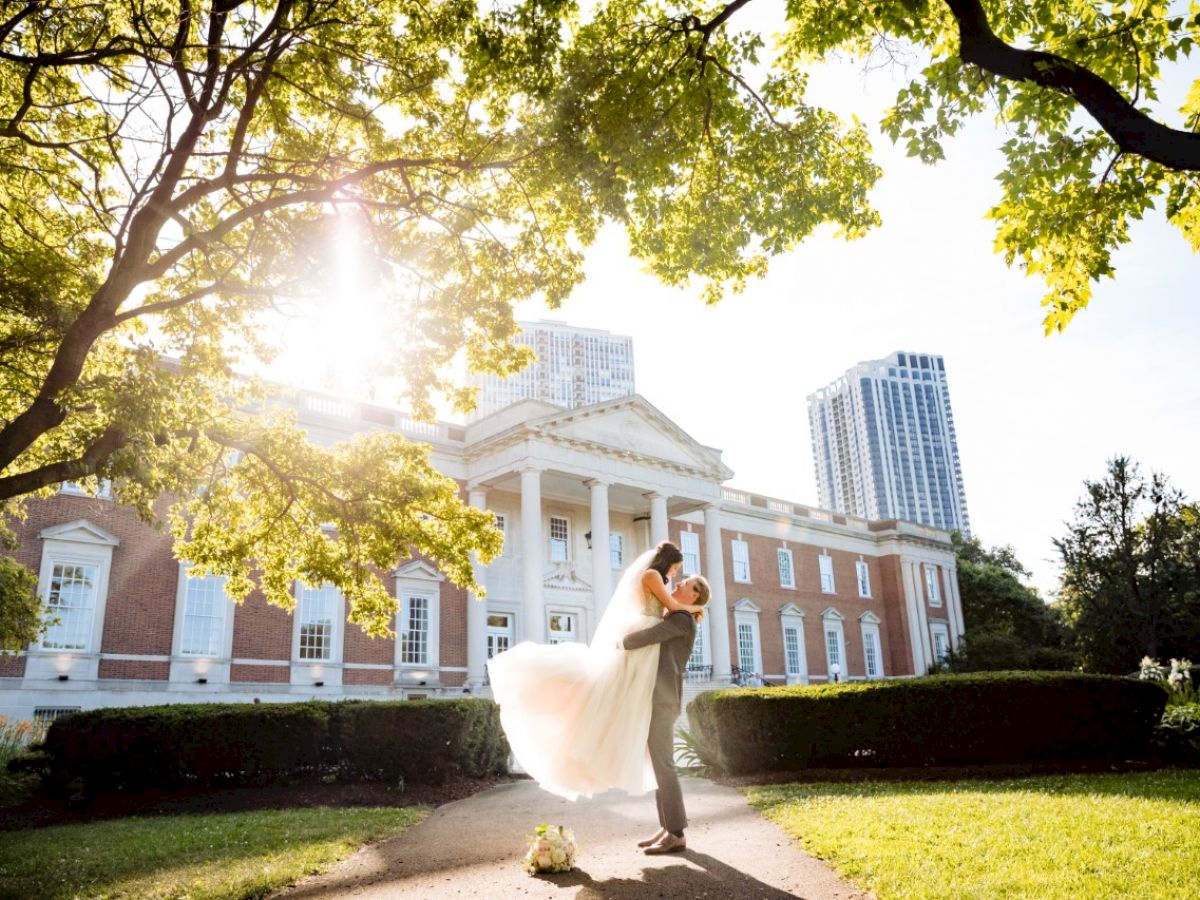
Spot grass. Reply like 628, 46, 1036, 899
747, 771, 1200, 900
0, 805, 428, 900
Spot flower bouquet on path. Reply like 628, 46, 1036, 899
523, 823, 578, 875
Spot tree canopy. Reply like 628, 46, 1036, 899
2, 0, 1197, 647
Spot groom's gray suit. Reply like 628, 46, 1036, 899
622, 610, 697, 835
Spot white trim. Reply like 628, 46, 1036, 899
733, 599, 762, 677
776, 547, 795, 589
170, 565, 237, 684
680, 529, 701, 576
859, 612, 884, 679
101, 653, 171, 662
856, 559, 872, 598
924, 563, 943, 607
818, 553, 836, 594
232, 657, 290, 666
292, 582, 346, 685
821, 608, 847, 682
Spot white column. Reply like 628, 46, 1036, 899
520, 466, 544, 643
648, 493, 669, 545
466, 485, 489, 689
903, 559, 933, 673
704, 504, 733, 682
586, 479, 612, 625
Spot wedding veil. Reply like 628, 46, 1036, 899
590, 547, 659, 654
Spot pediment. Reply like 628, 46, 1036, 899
534, 396, 731, 478
732, 597, 761, 613
393, 560, 445, 582
543, 561, 591, 593
40, 518, 119, 547
859, 611, 882, 625
779, 603, 806, 618
820, 607, 845, 621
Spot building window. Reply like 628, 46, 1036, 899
856, 560, 872, 598
549, 516, 569, 562
680, 530, 701, 575
180, 574, 228, 657
860, 617, 884, 679
737, 622, 756, 674
41, 563, 98, 650
731, 539, 751, 583
931, 625, 950, 665
401, 595, 431, 664
493, 514, 506, 554
925, 564, 942, 606
777, 548, 795, 589
819, 554, 836, 594
297, 583, 339, 661
825, 629, 841, 669
548, 611, 579, 644
687, 616, 709, 670
784, 625, 803, 676
486, 612, 512, 659
59, 479, 111, 499
610, 533, 624, 569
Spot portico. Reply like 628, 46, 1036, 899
461, 396, 735, 689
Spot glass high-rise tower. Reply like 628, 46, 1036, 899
469, 320, 636, 418
807, 351, 969, 535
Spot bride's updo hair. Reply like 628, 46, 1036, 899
648, 540, 684, 581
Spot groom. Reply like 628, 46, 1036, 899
621, 573, 712, 855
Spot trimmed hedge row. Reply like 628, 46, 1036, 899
36, 698, 508, 795
687, 671, 1167, 775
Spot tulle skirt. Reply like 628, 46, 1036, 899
486, 615, 662, 801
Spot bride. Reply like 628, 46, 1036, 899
486, 540, 706, 800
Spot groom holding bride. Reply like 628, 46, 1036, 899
487, 541, 712, 858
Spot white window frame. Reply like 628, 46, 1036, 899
732, 598, 763, 678
821, 608, 846, 682
59, 479, 112, 499
486, 609, 515, 661
493, 514, 508, 556
394, 561, 443, 678
924, 564, 942, 607
731, 539, 751, 583
547, 608, 583, 644
818, 553, 836, 594
549, 515, 570, 562
30, 521, 118, 684
680, 530, 701, 575
687, 611, 711, 672
293, 582, 344, 664
777, 548, 795, 590
931, 622, 951, 665
859, 612, 884, 679
174, 569, 234, 658
170, 565, 237, 684
609, 532, 624, 570
779, 603, 808, 685
856, 559, 872, 598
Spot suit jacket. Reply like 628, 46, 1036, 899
622, 610, 696, 714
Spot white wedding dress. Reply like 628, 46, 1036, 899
486, 549, 664, 800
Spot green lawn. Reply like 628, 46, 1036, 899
0, 805, 428, 900
748, 771, 1200, 900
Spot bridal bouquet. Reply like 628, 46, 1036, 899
523, 823, 578, 875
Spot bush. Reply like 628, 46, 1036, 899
687, 672, 1167, 776
1152, 702, 1200, 766
327, 699, 509, 784
37, 698, 508, 796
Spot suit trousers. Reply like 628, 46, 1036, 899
647, 703, 686, 834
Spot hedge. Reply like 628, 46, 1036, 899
687, 672, 1167, 775
36, 698, 508, 796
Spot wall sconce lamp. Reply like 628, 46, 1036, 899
584, 530, 592, 549
57, 674, 69, 682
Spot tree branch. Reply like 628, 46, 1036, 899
0, 426, 127, 500
944, 0, 1200, 171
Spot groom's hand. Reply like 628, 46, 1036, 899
614, 640, 624, 651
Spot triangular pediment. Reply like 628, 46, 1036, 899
859, 611, 882, 625
543, 561, 591, 593
820, 607, 845, 621
39, 518, 119, 547
533, 396, 732, 478
732, 597, 761, 613
779, 603, 805, 618
393, 560, 445, 582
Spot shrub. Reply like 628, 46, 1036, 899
327, 699, 509, 784
1152, 702, 1200, 766
37, 698, 508, 796
687, 672, 1167, 776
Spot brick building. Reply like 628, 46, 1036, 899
0, 388, 962, 721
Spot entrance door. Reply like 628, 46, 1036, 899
486, 613, 513, 660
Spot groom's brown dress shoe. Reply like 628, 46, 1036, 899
637, 828, 667, 849
643, 833, 686, 855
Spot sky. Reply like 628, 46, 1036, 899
502, 52, 1200, 600
268, 19, 1200, 601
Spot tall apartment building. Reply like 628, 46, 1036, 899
469, 321, 635, 418
808, 351, 970, 535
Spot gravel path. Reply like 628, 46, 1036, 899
275, 777, 872, 899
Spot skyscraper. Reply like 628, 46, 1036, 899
808, 351, 970, 535
469, 320, 636, 417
